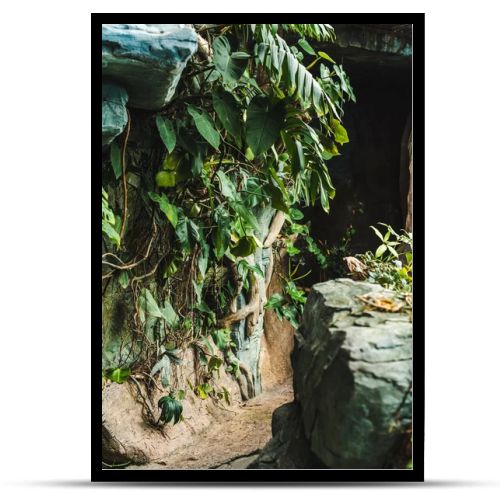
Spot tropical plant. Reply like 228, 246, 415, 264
358, 224, 413, 293
102, 24, 354, 417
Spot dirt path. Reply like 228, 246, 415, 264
127, 382, 293, 470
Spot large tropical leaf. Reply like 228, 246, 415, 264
213, 36, 248, 83
254, 33, 341, 118
110, 142, 122, 179
246, 95, 285, 156
156, 116, 176, 153
331, 118, 349, 145
214, 207, 231, 260
187, 105, 220, 150
213, 88, 242, 139
138, 288, 163, 320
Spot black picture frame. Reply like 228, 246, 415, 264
93, 13, 424, 483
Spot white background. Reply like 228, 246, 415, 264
1, 1, 499, 498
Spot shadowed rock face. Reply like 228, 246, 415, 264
251, 279, 412, 469
102, 82, 128, 147
102, 24, 198, 110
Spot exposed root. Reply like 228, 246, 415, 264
263, 211, 285, 247
197, 33, 212, 59
217, 268, 260, 329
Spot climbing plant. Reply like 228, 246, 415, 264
102, 23, 354, 424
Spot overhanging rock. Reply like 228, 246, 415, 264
102, 24, 198, 110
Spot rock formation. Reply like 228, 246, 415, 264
251, 279, 412, 469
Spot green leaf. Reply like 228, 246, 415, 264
387, 245, 399, 258
317, 51, 335, 63
284, 135, 305, 176
231, 201, 260, 232
175, 216, 192, 253
289, 208, 304, 221
102, 220, 121, 247
332, 119, 349, 145
319, 182, 330, 213
231, 235, 258, 258
208, 356, 223, 374
265, 293, 285, 310
138, 289, 163, 320
190, 154, 203, 178
192, 280, 204, 305
155, 116, 176, 153
213, 89, 241, 140
213, 36, 248, 83
211, 328, 231, 351
195, 383, 213, 400
284, 52, 298, 92
151, 356, 171, 388
158, 396, 183, 425
231, 51, 251, 59
214, 209, 231, 260
148, 192, 178, 228
155, 170, 176, 187
104, 367, 131, 384
216, 171, 238, 201
188, 219, 201, 243
246, 95, 285, 157
118, 271, 129, 289
187, 105, 220, 150
375, 244, 387, 258
237, 260, 265, 279
197, 240, 209, 278
161, 300, 179, 328
110, 142, 122, 179
265, 182, 289, 213
371, 225, 385, 242
297, 38, 316, 56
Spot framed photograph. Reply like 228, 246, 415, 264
95, 14, 424, 482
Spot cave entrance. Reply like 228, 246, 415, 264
310, 25, 412, 262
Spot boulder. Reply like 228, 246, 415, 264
252, 278, 412, 469
102, 24, 198, 110
102, 82, 128, 148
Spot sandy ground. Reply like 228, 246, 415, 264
127, 381, 293, 470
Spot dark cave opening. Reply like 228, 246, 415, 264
309, 41, 412, 259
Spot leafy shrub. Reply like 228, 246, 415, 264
358, 224, 413, 293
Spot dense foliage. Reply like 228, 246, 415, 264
102, 24, 355, 424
